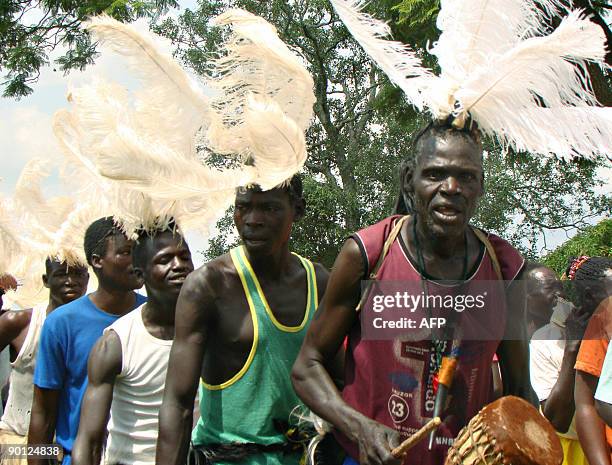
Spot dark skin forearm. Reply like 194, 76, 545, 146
156, 271, 210, 465
28, 387, 59, 465
157, 391, 195, 463
596, 400, 612, 428
498, 338, 532, 399
541, 341, 581, 433
575, 371, 611, 465
292, 240, 401, 465
498, 274, 533, 400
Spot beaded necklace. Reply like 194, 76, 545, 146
412, 216, 466, 378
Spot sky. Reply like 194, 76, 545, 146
1, 1, 610, 271
0, 1, 211, 267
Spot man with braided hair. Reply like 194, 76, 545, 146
293, 120, 528, 465
572, 257, 612, 465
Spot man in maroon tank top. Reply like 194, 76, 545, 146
293, 121, 528, 465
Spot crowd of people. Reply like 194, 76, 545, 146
0, 0, 610, 464
0, 134, 610, 465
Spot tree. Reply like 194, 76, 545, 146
0, 0, 178, 98
155, 0, 611, 267
542, 219, 612, 276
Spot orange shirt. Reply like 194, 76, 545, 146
575, 297, 612, 448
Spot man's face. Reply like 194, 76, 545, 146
233, 188, 302, 257
409, 133, 484, 237
43, 260, 89, 306
94, 233, 143, 291
526, 268, 561, 322
139, 233, 194, 299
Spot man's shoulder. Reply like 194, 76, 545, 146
354, 215, 403, 239
531, 323, 564, 347
109, 303, 145, 329
184, 253, 236, 296
0, 308, 32, 333
44, 295, 92, 327
478, 230, 525, 281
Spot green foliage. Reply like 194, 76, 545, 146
542, 219, 612, 277
393, 0, 439, 46
0, 0, 178, 98
474, 150, 611, 258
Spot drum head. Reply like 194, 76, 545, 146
479, 396, 563, 465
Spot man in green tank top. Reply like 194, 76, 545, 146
157, 175, 330, 465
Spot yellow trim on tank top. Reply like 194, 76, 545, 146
237, 246, 314, 332
310, 259, 319, 308
201, 249, 259, 391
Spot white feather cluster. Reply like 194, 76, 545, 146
331, 0, 611, 160
52, 10, 315, 237
0, 159, 96, 308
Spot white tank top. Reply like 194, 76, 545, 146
0, 304, 47, 435
104, 304, 172, 465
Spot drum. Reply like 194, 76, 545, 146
444, 396, 563, 465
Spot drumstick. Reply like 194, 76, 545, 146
391, 417, 441, 458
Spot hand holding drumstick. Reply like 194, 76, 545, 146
391, 417, 442, 459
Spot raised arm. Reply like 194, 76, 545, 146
535, 306, 589, 432
575, 370, 611, 465
292, 239, 401, 465
156, 268, 215, 465
72, 331, 122, 465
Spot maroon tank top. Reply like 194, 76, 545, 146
337, 215, 524, 465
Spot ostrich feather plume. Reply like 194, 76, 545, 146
52, 11, 315, 236
85, 15, 210, 157
329, 0, 434, 111
0, 195, 22, 279
0, 160, 97, 308
330, 0, 611, 160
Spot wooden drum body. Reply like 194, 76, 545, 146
444, 396, 563, 465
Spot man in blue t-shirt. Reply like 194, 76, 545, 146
28, 217, 145, 465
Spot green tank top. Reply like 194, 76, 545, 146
192, 246, 318, 465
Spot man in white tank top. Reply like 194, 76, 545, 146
0, 259, 88, 461
72, 227, 193, 465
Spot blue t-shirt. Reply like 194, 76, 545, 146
33, 293, 146, 464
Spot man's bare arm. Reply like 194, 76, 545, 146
0, 310, 30, 352
28, 387, 60, 465
156, 268, 214, 465
539, 306, 590, 432
575, 370, 611, 465
596, 399, 612, 427
498, 274, 532, 399
292, 240, 401, 465
72, 331, 122, 465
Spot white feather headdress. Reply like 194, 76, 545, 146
0, 159, 96, 308
51, 10, 315, 237
331, 0, 611, 160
